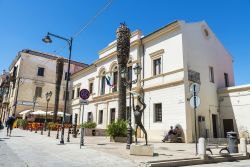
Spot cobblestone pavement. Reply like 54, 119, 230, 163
1, 128, 250, 167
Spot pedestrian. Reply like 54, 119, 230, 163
0, 120, 4, 130
162, 126, 174, 142
6, 114, 16, 136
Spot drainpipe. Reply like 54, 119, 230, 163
13, 77, 21, 115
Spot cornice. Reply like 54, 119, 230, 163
98, 30, 142, 55
71, 64, 96, 79
142, 21, 181, 44
143, 80, 184, 92
142, 68, 184, 82
95, 51, 117, 65
218, 85, 250, 94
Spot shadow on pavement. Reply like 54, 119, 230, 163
9, 136, 24, 137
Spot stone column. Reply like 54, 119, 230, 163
198, 138, 207, 159
240, 138, 248, 156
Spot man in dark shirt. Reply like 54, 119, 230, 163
6, 114, 16, 136
162, 126, 174, 142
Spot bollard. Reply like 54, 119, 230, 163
48, 128, 51, 137
41, 125, 43, 135
198, 138, 207, 159
73, 114, 78, 138
80, 127, 84, 148
67, 128, 71, 142
56, 127, 59, 139
240, 138, 247, 156
35, 126, 37, 133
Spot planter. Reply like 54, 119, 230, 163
84, 128, 106, 136
110, 136, 128, 143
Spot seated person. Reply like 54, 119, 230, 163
162, 126, 174, 142
171, 126, 183, 143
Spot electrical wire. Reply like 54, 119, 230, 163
53, 0, 113, 54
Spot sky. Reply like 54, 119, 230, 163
0, 0, 249, 85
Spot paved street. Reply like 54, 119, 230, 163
1, 128, 250, 167
186, 160, 250, 167
0, 129, 135, 167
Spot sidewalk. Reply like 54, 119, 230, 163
1, 128, 249, 167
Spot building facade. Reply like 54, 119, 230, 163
0, 70, 10, 122
71, 20, 235, 143
218, 84, 250, 138
2, 49, 87, 122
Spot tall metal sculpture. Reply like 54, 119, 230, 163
132, 93, 148, 145
54, 57, 64, 122
116, 23, 131, 120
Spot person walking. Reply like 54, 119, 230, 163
6, 114, 16, 136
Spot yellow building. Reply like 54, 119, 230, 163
3, 49, 87, 122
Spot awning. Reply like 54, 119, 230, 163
19, 109, 32, 115
49, 111, 71, 117
30, 110, 53, 115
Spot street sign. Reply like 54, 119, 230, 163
189, 83, 200, 94
80, 99, 89, 105
79, 89, 90, 100
190, 96, 200, 108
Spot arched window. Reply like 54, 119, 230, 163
100, 70, 106, 95
127, 60, 132, 82
112, 66, 118, 92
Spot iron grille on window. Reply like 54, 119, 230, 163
100, 76, 105, 95
112, 71, 118, 92
89, 82, 93, 94
71, 90, 75, 99
37, 67, 45, 76
35, 87, 42, 97
154, 103, 162, 122
98, 110, 103, 124
153, 58, 161, 75
77, 88, 80, 97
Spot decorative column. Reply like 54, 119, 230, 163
116, 23, 131, 120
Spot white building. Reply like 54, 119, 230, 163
71, 20, 235, 142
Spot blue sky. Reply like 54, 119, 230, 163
0, 0, 249, 85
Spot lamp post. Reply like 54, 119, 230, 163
44, 91, 52, 131
42, 32, 73, 144
32, 95, 37, 112
120, 63, 142, 149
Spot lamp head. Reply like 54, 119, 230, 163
42, 35, 52, 43
46, 91, 52, 101
133, 63, 142, 75
120, 67, 127, 79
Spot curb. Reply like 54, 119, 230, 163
139, 153, 250, 167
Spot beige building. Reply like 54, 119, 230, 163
4, 49, 87, 121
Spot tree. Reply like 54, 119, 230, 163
53, 57, 64, 122
116, 23, 131, 120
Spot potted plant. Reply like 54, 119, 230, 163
17, 119, 28, 130
80, 121, 97, 136
106, 119, 128, 143
47, 122, 57, 130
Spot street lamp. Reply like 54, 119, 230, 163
120, 63, 142, 149
42, 32, 73, 144
32, 95, 37, 112
44, 91, 52, 131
